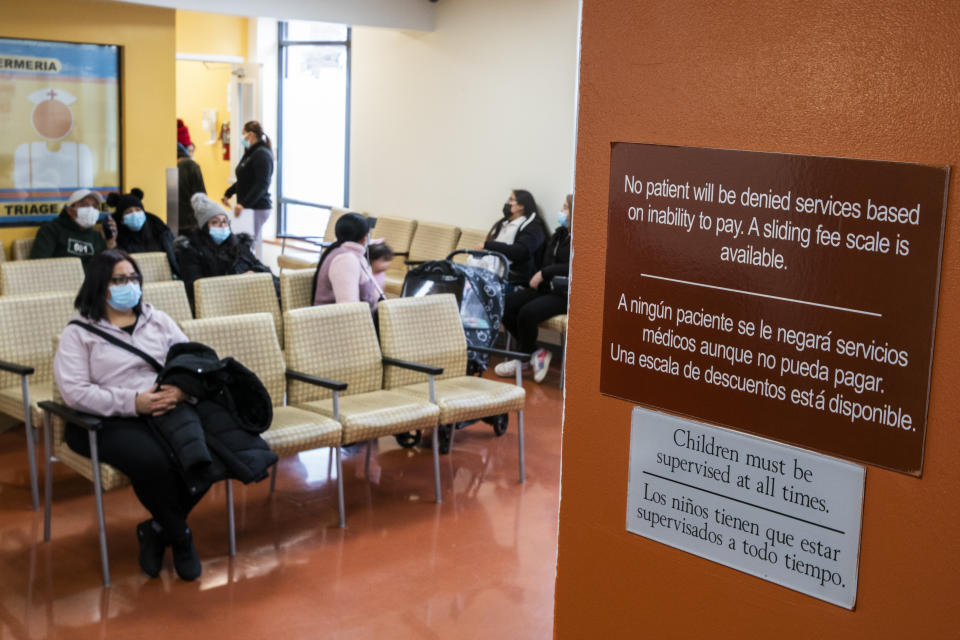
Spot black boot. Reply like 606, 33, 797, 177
136, 520, 167, 578
169, 527, 202, 581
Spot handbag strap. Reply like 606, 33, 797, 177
69, 320, 163, 373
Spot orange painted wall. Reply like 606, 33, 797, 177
555, 1, 959, 637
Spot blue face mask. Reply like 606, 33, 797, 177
123, 210, 146, 231
557, 210, 569, 228
107, 282, 142, 311
241, 137, 251, 150
209, 226, 231, 244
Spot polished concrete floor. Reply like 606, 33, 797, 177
0, 369, 563, 639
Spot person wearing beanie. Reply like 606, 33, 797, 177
30, 189, 117, 268
174, 193, 277, 307
177, 144, 206, 232
107, 188, 179, 278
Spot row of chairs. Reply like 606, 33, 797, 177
0, 237, 37, 262
36, 294, 527, 586
278, 207, 489, 297
0, 252, 175, 297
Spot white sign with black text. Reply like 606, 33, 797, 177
626, 407, 865, 609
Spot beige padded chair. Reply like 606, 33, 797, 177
13, 237, 34, 261
0, 257, 84, 297
142, 281, 193, 325
131, 251, 173, 282
539, 314, 568, 387
279, 268, 315, 313
182, 313, 346, 524
378, 295, 527, 481
383, 222, 461, 297
324, 207, 364, 243
0, 244, 5, 263
0, 293, 75, 510
277, 254, 317, 272
451, 228, 489, 264
193, 273, 283, 345
40, 372, 236, 587
284, 304, 444, 500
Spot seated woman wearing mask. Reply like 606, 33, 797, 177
475, 189, 551, 290
54, 249, 203, 580
495, 194, 572, 383
175, 193, 275, 305
107, 188, 179, 277
312, 212, 382, 312
30, 189, 117, 267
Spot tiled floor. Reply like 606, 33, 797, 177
0, 369, 563, 639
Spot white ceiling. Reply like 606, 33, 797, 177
108, 0, 436, 31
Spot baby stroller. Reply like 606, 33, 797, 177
396, 250, 512, 452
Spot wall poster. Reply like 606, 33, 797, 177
600, 143, 949, 475
0, 37, 121, 225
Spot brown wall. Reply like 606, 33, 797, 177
555, 1, 959, 637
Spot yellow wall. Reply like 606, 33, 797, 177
0, 0, 175, 258
175, 11, 248, 202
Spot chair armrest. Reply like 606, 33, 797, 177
391, 251, 409, 258
0, 359, 35, 376
404, 259, 425, 267
37, 400, 104, 431
472, 345, 531, 360
381, 356, 443, 376
285, 369, 348, 392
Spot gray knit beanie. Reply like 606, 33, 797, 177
190, 193, 227, 229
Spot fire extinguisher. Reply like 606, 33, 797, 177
220, 122, 230, 161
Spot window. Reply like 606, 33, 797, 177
277, 21, 350, 238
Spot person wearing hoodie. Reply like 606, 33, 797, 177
222, 120, 274, 257
108, 188, 179, 277
53, 249, 203, 580
175, 193, 276, 305
30, 189, 117, 267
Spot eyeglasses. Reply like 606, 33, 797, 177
110, 274, 142, 285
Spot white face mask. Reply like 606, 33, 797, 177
75, 206, 100, 229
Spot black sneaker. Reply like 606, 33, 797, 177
170, 528, 202, 581
136, 520, 166, 578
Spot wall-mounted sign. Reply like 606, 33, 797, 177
627, 407, 865, 609
0, 37, 121, 225
600, 143, 949, 474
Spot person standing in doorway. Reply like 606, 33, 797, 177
222, 121, 274, 258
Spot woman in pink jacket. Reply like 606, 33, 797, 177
54, 249, 203, 581
311, 212, 382, 311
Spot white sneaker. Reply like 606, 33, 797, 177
495, 359, 522, 377
531, 348, 552, 383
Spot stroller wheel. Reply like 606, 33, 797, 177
395, 430, 422, 448
481, 414, 509, 436
438, 425, 453, 454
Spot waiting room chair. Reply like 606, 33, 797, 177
39, 379, 237, 587
539, 314, 568, 387
383, 222, 461, 297
193, 272, 283, 346
277, 254, 317, 272
371, 216, 417, 290
324, 207, 364, 243
378, 295, 528, 482
279, 268, 315, 313
182, 313, 347, 526
0, 292, 75, 510
131, 251, 173, 282
284, 303, 444, 501
451, 228, 489, 264
142, 280, 193, 325
13, 238, 34, 261
0, 257, 84, 297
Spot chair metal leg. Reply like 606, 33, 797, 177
269, 462, 278, 493
225, 480, 236, 556
88, 431, 110, 588
43, 411, 53, 542
517, 410, 526, 483
22, 377, 39, 511
428, 375, 441, 503
335, 446, 345, 528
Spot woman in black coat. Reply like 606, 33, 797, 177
175, 193, 277, 306
495, 194, 572, 383
108, 188, 179, 277
222, 120, 274, 258
481, 189, 551, 287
